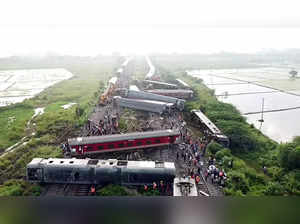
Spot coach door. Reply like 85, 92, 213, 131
27, 168, 44, 182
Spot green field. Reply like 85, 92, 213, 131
0, 55, 120, 195
0, 105, 34, 151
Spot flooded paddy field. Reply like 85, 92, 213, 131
207, 83, 277, 96
188, 68, 300, 142
289, 90, 300, 96
0, 68, 73, 107
218, 91, 300, 114
188, 67, 300, 91
246, 110, 300, 142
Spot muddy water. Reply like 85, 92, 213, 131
188, 72, 300, 142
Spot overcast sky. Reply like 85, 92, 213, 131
1, 0, 300, 56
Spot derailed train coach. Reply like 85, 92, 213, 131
67, 129, 180, 156
114, 96, 175, 114
190, 110, 229, 147
175, 79, 191, 89
27, 158, 176, 186
123, 89, 185, 111
142, 80, 178, 89
146, 89, 194, 100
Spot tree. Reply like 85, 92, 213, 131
216, 120, 259, 153
278, 144, 300, 170
293, 136, 300, 146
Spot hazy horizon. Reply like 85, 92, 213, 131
2, 0, 300, 57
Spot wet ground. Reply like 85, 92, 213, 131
188, 69, 300, 142
0, 68, 73, 107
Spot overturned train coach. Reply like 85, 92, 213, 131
123, 89, 185, 111
190, 109, 229, 147
146, 89, 194, 100
114, 96, 174, 114
27, 158, 176, 186
67, 129, 180, 156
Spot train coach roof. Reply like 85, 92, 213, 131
176, 79, 190, 88
147, 89, 193, 94
68, 129, 180, 146
143, 80, 178, 88
27, 158, 176, 169
114, 96, 175, 106
191, 110, 222, 135
127, 90, 185, 103
127, 161, 175, 169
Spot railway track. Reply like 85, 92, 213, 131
44, 184, 68, 196
43, 184, 91, 196
196, 172, 210, 196
48, 59, 223, 197
66, 184, 91, 196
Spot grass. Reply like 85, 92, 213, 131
0, 104, 34, 152
0, 56, 120, 195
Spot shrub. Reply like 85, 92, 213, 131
278, 144, 300, 170
216, 120, 259, 154
293, 136, 300, 146
227, 170, 250, 194
207, 142, 224, 155
215, 148, 232, 160
97, 185, 132, 196
244, 168, 266, 186
263, 182, 285, 196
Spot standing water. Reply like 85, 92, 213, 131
188, 69, 300, 143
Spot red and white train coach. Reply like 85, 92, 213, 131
67, 129, 180, 156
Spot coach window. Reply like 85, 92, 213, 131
130, 174, 138, 182
117, 161, 128, 166
155, 161, 165, 168
127, 142, 133, 147
136, 142, 142, 146
98, 145, 103, 150
74, 172, 80, 181
87, 147, 93, 151
146, 140, 152, 145
155, 139, 161, 143
108, 144, 114, 149
118, 143, 124, 147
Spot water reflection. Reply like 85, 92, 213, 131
208, 83, 276, 96
246, 110, 300, 142
188, 72, 300, 142
218, 92, 300, 113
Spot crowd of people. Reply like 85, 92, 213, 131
204, 156, 228, 187
175, 119, 228, 191
85, 106, 119, 136
143, 180, 172, 195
